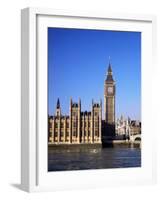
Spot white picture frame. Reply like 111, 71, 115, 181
21, 7, 157, 192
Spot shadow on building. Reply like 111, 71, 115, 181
102, 120, 115, 147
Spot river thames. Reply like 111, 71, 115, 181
48, 143, 141, 171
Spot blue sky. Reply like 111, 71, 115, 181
48, 28, 141, 120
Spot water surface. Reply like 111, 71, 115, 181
48, 144, 141, 171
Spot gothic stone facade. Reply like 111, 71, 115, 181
48, 63, 115, 144
48, 99, 102, 144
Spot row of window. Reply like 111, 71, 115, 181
49, 130, 99, 137
52, 121, 100, 128
52, 113, 100, 121
71, 111, 100, 116
49, 133, 100, 141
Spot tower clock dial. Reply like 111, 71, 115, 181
108, 86, 113, 94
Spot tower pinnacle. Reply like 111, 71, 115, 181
108, 63, 112, 75
55, 98, 61, 116
108, 56, 112, 73
56, 98, 60, 108
106, 61, 114, 82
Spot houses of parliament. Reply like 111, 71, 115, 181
48, 62, 115, 144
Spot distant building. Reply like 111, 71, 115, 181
116, 115, 141, 139
48, 62, 123, 144
130, 120, 141, 136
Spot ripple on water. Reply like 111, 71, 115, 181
48, 145, 141, 171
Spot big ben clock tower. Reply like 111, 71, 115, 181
104, 62, 115, 138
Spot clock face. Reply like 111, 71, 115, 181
108, 86, 113, 93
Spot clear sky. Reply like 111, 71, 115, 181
48, 28, 141, 120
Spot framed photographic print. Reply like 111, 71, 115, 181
21, 8, 156, 192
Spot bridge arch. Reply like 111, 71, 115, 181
130, 134, 141, 142
134, 136, 141, 141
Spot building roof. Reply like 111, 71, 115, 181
105, 63, 114, 82
108, 63, 112, 73
105, 74, 114, 82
